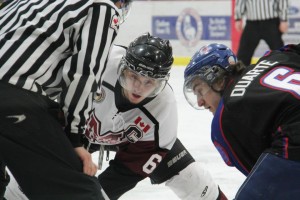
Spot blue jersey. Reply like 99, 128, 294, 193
211, 44, 300, 176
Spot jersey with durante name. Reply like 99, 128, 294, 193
211, 44, 300, 176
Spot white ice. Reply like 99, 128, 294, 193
95, 67, 246, 200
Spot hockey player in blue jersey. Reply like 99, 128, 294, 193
183, 43, 300, 199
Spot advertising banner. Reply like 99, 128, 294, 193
115, 0, 299, 65
116, 1, 232, 60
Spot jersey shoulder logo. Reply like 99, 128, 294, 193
134, 116, 151, 133
110, 14, 119, 32
6, 114, 26, 124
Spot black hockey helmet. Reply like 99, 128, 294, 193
118, 33, 174, 97
123, 32, 174, 79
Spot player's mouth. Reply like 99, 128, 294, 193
132, 93, 142, 99
205, 106, 211, 112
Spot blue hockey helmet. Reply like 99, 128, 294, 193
183, 43, 237, 109
184, 43, 237, 85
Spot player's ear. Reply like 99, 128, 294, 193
213, 77, 226, 91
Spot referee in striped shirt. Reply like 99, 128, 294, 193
0, 0, 132, 199
235, 0, 289, 66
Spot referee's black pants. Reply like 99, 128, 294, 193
0, 82, 103, 200
237, 18, 284, 66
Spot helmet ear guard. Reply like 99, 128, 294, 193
202, 65, 227, 87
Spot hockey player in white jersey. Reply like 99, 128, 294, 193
85, 33, 226, 200
4, 33, 227, 200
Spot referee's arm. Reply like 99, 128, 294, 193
62, 3, 119, 147
0, 0, 10, 9
278, 0, 288, 21
234, 0, 246, 21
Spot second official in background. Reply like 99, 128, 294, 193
235, 0, 289, 65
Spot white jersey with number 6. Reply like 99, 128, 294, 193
84, 45, 178, 177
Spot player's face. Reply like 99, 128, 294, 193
115, 0, 132, 23
122, 69, 159, 104
192, 79, 221, 114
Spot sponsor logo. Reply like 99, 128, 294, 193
152, 14, 230, 42
176, 8, 203, 47
288, 6, 299, 15
167, 150, 187, 167
6, 114, 26, 124
201, 186, 208, 197
199, 45, 212, 55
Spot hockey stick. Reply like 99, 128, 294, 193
98, 145, 105, 170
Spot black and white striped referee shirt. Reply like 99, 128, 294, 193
0, 0, 120, 146
235, 0, 288, 21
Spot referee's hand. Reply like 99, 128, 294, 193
74, 147, 98, 176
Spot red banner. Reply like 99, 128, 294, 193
231, 0, 241, 54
